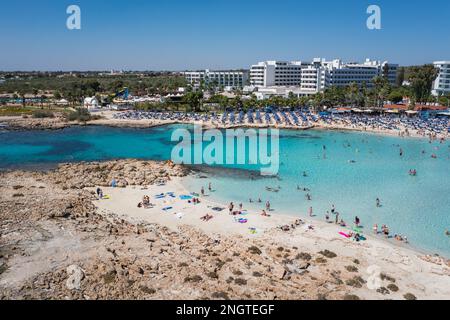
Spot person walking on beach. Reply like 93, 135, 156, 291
228, 202, 234, 214
308, 206, 313, 217
201, 187, 205, 196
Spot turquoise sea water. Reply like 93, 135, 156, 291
0, 124, 449, 256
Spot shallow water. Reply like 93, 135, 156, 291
1, 124, 449, 256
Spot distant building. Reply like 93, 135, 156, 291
83, 96, 99, 109
184, 69, 249, 89
250, 61, 306, 87
432, 61, 450, 96
249, 58, 398, 93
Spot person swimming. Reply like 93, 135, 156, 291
376, 198, 381, 207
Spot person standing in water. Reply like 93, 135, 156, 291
354, 216, 360, 227
266, 201, 271, 211
201, 187, 205, 196
208, 182, 212, 192
376, 198, 381, 207
308, 206, 313, 217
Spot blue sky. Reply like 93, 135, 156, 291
0, 0, 449, 71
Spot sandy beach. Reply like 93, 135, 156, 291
2, 110, 447, 140
90, 176, 450, 300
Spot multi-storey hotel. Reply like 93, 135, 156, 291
249, 61, 307, 87
432, 61, 450, 96
184, 69, 249, 89
249, 58, 398, 94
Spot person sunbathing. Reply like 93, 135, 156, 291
261, 210, 270, 217
200, 214, 213, 221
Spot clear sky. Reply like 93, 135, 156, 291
0, 0, 449, 71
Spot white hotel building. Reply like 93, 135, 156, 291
249, 61, 308, 87
184, 69, 249, 89
249, 58, 398, 95
432, 61, 450, 96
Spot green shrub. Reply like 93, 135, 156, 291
32, 110, 54, 118
65, 108, 92, 122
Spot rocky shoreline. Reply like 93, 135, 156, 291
1, 160, 449, 300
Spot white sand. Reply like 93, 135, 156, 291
91, 177, 450, 300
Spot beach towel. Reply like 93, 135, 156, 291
235, 218, 248, 224
162, 206, 173, 211
339, 232, 351, 238
180, 195, 193, 200
175, 212, 184, 219
212, 207, 224, 212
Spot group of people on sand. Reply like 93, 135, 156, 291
280, 219, 310, 232
137, 195, 153, 209
322, 204, 347, 227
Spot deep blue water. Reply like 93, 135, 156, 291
0, 124, 449, 256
